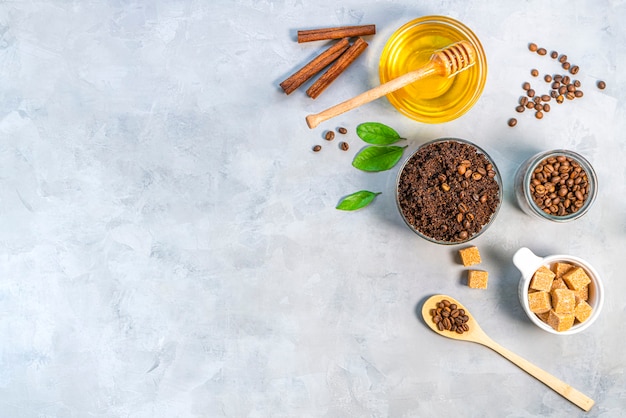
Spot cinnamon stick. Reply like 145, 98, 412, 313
297, 25, 376, 43
279, 38, 350, 95
306, 37, 369, 99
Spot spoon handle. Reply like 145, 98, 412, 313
483, 337, 594, 411
305, 64, 437, 129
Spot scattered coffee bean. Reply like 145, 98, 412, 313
570, 65, 579, 75
337, 127, 348, 134
515, 106, 525, 113
541, 94, 551, 102
537, 47, 547, 55
550, 51, 558, 59
508, 118, 518, 127
544, 103, 551, 112
531, 69, 539, 77
529, 43, 538, 52
559, 54, 568, 63
313, 145, 322, 152
340, 141, 349, 151
597, 80, 606, 89
527, 89, 535, 97
535, 111, 544, 119
523, 81, 531, 90
325, 131, 335, 141
562, 62, 571, 70
544, 74, 552, 83
574, 90, 583, 98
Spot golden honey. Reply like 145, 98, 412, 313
379, 16, 487, 123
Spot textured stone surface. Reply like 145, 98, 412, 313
0, 1, 624, 416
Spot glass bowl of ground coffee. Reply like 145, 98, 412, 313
396, 138, 502, 244
514, 150, 597, 222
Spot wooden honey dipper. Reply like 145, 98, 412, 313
305, 40, 477, 129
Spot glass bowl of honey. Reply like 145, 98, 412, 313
379, 16, 487, 123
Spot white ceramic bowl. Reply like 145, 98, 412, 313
513, 247, 604, 335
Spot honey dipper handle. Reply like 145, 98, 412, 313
305, 64, 437, 129
483, 338, 595, 411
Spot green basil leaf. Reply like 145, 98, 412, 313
336, 190, 382, 211
356, 122, 404, 145
352, 145, 407, 172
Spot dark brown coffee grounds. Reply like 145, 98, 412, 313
397, 140, 500, 243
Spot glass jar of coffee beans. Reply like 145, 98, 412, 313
515, 150, 597, 222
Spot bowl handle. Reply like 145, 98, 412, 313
513, 247, 544, 279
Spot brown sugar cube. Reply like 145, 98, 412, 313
552, 262, 574, 279
529, 266, 556, 292
547, 310, 575, 332
574, 285, 589, 301
562, 267, 591, 290
528, 291, 551, 313
574, 299, 593, 323
550, 278, 569, 291
551, 288, 576, 314
467, 270, 488, 289
536, 311, 550, 322
459, 246, 481, 266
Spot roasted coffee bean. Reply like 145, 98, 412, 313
535, 111, 544, 119
575, 90, 583, 98
567, 84, 576, 92
527, 89, 535, 97
574, 79, 581, 87
520, 96, 529, 106
597, 80, 606, 89
535, 103, 543, 111
559, 54, 568, 63
515, 106, 525, 113
458, 231, 469, 240
570, 65, 579, 75
325, 131, 335, 141
556, 95, 564, 103
531, 69, 539, 77
529, 43, 538, 52
537, 47, 547, 55
340, 141, 349, 151
550, 51, 558, 59
541, 94, 551, 102
522, 81, 531, 90
544, 104, 551, 112
313, 145, 322, 152
566, 92, 575, 100
337, 127, 348, 134
562, 75, 571, 84
526, 101, 535, 109
544, 74, 552, 83
559, 85, 567, 95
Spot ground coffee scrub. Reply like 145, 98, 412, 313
397, 139, 501, 243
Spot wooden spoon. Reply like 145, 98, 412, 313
421, 294, 595, 412
305, 40, 476, 129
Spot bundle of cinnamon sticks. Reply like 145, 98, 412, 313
279, 24, 376, 99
